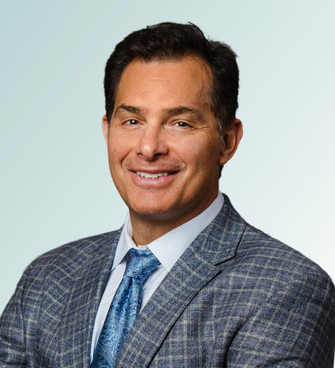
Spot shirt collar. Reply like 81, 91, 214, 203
113, 192, 224, 272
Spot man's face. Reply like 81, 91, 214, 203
103, 57, 236, 232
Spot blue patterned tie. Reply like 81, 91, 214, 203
91, 248, 160, 368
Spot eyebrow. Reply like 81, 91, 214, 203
114, 105, 143, 116
114, 104, 204, 122
163, 106, 204, 122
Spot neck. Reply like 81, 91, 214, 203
129, 193, 218, 245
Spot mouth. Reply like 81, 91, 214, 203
136, 171, 174, 179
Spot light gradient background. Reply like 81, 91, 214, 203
1, 0, 334, 316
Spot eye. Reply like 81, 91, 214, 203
175, 121, 190, 128
124, 119, 139, 125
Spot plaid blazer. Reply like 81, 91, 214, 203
1, 195, 334, 367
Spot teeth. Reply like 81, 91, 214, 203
136, 172, 169, 179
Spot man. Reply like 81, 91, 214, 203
0, 22, 334, 368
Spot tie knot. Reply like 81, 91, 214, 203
124, 248, 160, 282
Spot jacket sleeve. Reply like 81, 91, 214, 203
0, 265, 32, 367
226, 271, 335, 368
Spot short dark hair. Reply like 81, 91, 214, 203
104, 22, 239, 135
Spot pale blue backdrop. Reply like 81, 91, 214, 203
1, 0, 334, 314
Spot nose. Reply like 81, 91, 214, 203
137, 123, 168, 160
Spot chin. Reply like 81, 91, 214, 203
130, 204, 172, 218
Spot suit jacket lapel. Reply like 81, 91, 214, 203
117, 195, 246, 367
57, 230, 121, 368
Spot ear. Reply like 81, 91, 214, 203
219, 119, 243, 165
102, 115, 109, 144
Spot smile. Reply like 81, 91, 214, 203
136, 172, 171, 179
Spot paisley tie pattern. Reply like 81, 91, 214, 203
91, 248, 160, 368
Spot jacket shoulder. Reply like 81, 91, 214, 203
12, 229, 121, 316
240, 223, 331, 281
27, 229, 121, 277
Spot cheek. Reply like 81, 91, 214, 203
176, 135, 220, 170
107, 131, 132, 163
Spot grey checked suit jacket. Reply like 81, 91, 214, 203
1, 195, 335, 367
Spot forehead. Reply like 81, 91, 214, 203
114, 57, 213, 111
